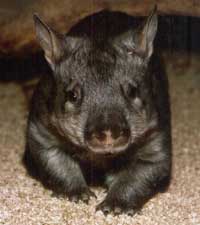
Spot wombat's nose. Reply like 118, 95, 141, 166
85, 112, 130, 153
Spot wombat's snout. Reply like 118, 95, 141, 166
85, 113, 130, 154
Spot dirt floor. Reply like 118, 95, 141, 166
0, 55, 200, 225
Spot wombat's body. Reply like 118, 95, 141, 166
23, 8, 172, 215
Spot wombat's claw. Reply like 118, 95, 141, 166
96, 200, 137, 216
96, 202, 111, 215
51, 192, 65, 199
68, 189, 96, 204
126, 209, 136, 216
89, 189, 97, 198
80, 189, 97, 203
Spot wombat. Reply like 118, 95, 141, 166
23, 7, 172, 216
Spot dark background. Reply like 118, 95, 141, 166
0, 1, 199, 82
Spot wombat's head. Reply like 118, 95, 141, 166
34, 7, 158, 155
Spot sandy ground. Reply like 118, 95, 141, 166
0, 63, 200, 225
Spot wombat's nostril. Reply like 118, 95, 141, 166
111, 129, 122, 140
93, 131, 107, 142
93, 130, 114, 144
112, 128, 129, 140
92, 130, 112, 141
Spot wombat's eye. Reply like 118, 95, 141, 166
127, 83, 137, 99
66, 90, 78, 103
65, 84, 81, 104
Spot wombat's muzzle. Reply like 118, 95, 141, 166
84, 113, 130, 154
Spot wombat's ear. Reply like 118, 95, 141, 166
137, 6, 158, 59
33, 14, 64, 68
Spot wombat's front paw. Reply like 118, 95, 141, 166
68, 188, 96, 204
96, 198, 138, 216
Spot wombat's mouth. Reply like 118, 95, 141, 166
85, 141, 130, 155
